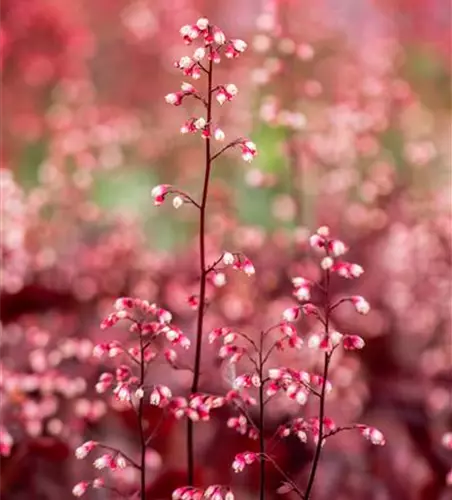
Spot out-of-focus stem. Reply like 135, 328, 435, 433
187, 44, 214, 487
258, 332, 266, 500
304, 269, 331, 499
138, 331, 146, 500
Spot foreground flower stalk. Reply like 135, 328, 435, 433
162, 17, 254, 486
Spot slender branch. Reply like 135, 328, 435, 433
303, 268, 332, 499
145, 411, 167, 447
329, 297, 349, 313
258, 331, 266, 500
264, 454, 305, 499
137, 328, 147, 500
96, 444, 141, 470
211, 139, 242, 162
187, 41, 214, 487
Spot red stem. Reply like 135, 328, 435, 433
138, 329, 146, 500
187, 47, 214, 486
304, 269, 331, 499
258, 332, 266, 500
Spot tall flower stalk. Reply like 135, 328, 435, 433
161, 17, 257, 487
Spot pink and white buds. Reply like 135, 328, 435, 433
150, 385, 172, 407
75, 441, 98, 460
242, 258, 255, 276
317, 226, 330, 237
172, 196, 184, 209
216, 84, 238, 105
332, 262, 364, 279
181, 82, 195, 93
241, 141, 257, 162
329, 239, 348, 257
213, 28, 226, 45
343, 335, 365, 350
72, 481, 89, 497
214, 128, 225, 141
222, 252, 235, 265
350, 296, 370, 314
165, 92, 183, 106
232, 452, 258, 473
196, 18, 209, 31
193, 47, 206, 61
282, 307, 300, 322
0, 428, 13, 457
320, 256, 334, 270
292, 277, 311, 301
360, 426, 386, 445
442, 432, 452, 449
151, 184, 171, 206
225, 39, 247, 58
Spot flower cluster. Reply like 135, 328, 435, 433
164, 17, 257, 163
173, 485, 235, 500
168, 393, 225, 421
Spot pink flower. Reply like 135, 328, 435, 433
240, 141, 257, 162
328, 239, 348, 256
242, 258, 255, 276
93, 453, 115, 470
151, 184, 171, 206
282, 307, 300, 322
360, 426, 386, 445
72, 481, 89, 497
213, 27, 226, 45
225, 39, 247, 58
350, 295, 370, 314
75, 440, 98, 459
165, 92, 183, 106
216, 84, 238, 105
442, 432, 452, 449
342, 335, 365, 350
0, 428, 13, 457
232, 451, 258, 472
332, 262, 364, 279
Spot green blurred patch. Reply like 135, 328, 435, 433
17, 140, 46, 189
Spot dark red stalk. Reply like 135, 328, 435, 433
138, 329, 146, 500
258, 331, 266, 500
187, 46, 214, 487
304, 270, 331, 499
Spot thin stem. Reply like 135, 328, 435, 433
187, 44, 214, 487
138, 330, 146, 500
96, 444, 141, 470
211, 139, 242, 162
258, 331, 266, 500
264, 454, 305, 499
303, 269, 332, 500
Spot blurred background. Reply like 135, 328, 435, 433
1, 0, 451, 499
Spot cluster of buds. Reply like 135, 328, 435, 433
0, 427, 13, 457
164, 17, 257, 164
358, 425, 386, 446
307, 331, 365, 353
215, 84, 238, 105
149, 384, 173, 407
173, 485, 235, 500
267, 367, 326, 405
277, 419, 385, 448
73, 441, 131, 496
232, 451, 259, 473
72, 478, 104, 497
227, 414, 258, 440
168, 393, 225, 421
309, 226, 363, 278
442, 432, 452, 485
221, 251, 256, 276
278, 321, 304, 350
